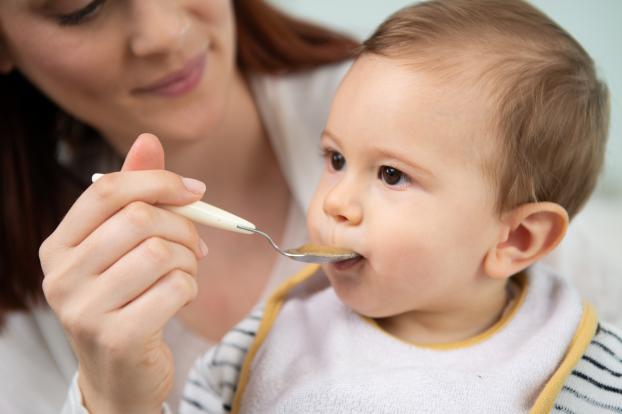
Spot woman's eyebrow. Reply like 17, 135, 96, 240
21, 0, 51, 11
25, 0, 48, 6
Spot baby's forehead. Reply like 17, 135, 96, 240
388, 48, 512, 131
353, 53, 502, 131
339, 54, 501, 168
362, 21, 537, 101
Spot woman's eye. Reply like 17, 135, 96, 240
56, 0, 106, 26
326, 150, 346, 171
378, 166, 409, 186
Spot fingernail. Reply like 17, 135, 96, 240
182, 177, 206, 195
199, 238, 209, 257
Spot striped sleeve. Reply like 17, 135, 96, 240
552, 321, 622, 413
179, 306, 263, 414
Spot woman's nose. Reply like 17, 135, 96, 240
129, 1, 190, 57
322, 176, 363, 226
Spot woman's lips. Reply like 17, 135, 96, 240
134, 54, 206, 97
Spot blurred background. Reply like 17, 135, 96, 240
270, 0, 621, 199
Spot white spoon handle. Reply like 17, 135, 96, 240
91, 173, 256, 234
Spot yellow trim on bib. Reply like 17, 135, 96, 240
231, 264, 320, 413
529, 302, 598, 413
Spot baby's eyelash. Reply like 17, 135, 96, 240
319, 147, 335, 158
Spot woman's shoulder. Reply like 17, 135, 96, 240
248, 60, 352, 143
0, 308, 75, 413
249, 60, 353, 110
1, 308, 55, 367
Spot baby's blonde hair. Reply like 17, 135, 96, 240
362, 0, 610, 219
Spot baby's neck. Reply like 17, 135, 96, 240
375, 278, 517, 346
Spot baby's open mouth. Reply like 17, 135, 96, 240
331, 253, 364, 271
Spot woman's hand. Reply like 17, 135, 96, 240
39, 134, 207, 414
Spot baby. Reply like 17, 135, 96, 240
178, 1, 620, 413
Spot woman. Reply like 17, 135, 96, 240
0, 1, 356, 412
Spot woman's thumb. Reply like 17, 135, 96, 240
121, 133, 165, 171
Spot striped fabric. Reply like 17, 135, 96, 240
180, 306, 264, 414
552, 322, 622, 413
180, 314, 622, 414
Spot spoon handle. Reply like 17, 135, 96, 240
91, 173, 256, 234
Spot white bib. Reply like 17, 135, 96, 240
239, 265, 584, 413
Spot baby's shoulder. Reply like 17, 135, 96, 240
554, 321, 622, 410
583, 321, 622, 376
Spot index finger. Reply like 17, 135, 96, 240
49, 170, 205, 248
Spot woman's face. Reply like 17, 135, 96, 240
0, 0, 236, 146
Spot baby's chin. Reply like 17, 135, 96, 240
332, 287, 391, 319
323, 261, 381, 315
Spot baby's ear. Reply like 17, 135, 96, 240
483, 202, 568, 279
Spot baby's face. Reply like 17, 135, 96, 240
308, 55, 504, 319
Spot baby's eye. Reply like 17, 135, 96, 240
378, 166, 410, 186
325, 150, 346, 171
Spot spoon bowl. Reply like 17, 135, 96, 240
237, 226, 360, 263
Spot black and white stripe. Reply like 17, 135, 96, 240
180, 306, 265, 414
553, 322, 622, 412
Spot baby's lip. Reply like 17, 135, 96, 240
331, 254, 364, 271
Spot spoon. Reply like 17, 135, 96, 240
91, 174, 360, 264
236, 225, 360, 263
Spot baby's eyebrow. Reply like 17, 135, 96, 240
321, 129, 341, 143
374, 147, 434, 178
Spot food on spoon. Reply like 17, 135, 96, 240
294, 244, 356, 256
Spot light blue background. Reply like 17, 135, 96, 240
270, 0, 621, 199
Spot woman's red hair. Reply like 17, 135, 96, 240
235, 0, 357, 73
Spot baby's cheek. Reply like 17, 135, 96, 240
371, 242, 415, 278
372, 238, 440, 284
